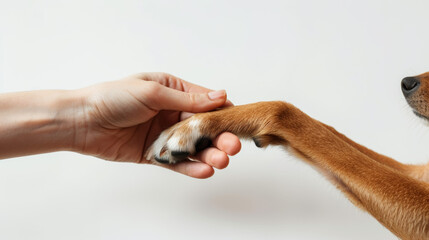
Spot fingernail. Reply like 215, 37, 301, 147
208, 90, 226, 100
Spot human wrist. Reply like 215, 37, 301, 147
0, 89, 87, 158
50, 89, 89, 153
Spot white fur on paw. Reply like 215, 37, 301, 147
146, 119, 211, 164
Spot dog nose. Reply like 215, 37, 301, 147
401, 77, 420, 97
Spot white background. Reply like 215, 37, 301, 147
1, 0, 429, 239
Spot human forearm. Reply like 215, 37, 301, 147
0, 90, 85, 159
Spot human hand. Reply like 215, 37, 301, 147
73, 73, 241, 178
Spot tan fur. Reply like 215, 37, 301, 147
149, 72, 429, 239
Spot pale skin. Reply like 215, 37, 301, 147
0, 72, 241, 178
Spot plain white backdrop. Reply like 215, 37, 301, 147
1, 0, 429, 239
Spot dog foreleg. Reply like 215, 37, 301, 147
146, 101, 429, 240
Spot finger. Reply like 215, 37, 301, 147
181, 80, 235, 108
191, 132, 241, 169
134, 72, 212, 93
212, 132, 242, 156
142, 81, 228, 113
182, 81, 235, 108
136, 72, 234, 104
156, 160, 215, 179
224, 99, 234, 107
193, 147, 230, 169
180, 112, 195, 120
181, 81, 234, 108
179, 100, 234, 121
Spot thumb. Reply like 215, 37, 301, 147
147, 83, 228, 113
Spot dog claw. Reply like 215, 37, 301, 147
171, 151, 190, 159
154, 156, 171, 164
195, 137, 212, 152
253, 137, 263, 148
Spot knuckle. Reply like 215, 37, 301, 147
132, 72, 147, 79
145, 81, 162, 95
158, 72, 174, 78
187, 93, 199, 112
142, 81, 163, 104
156, 72, 175, 82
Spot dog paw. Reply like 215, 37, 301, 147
145, 118, 213, 164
